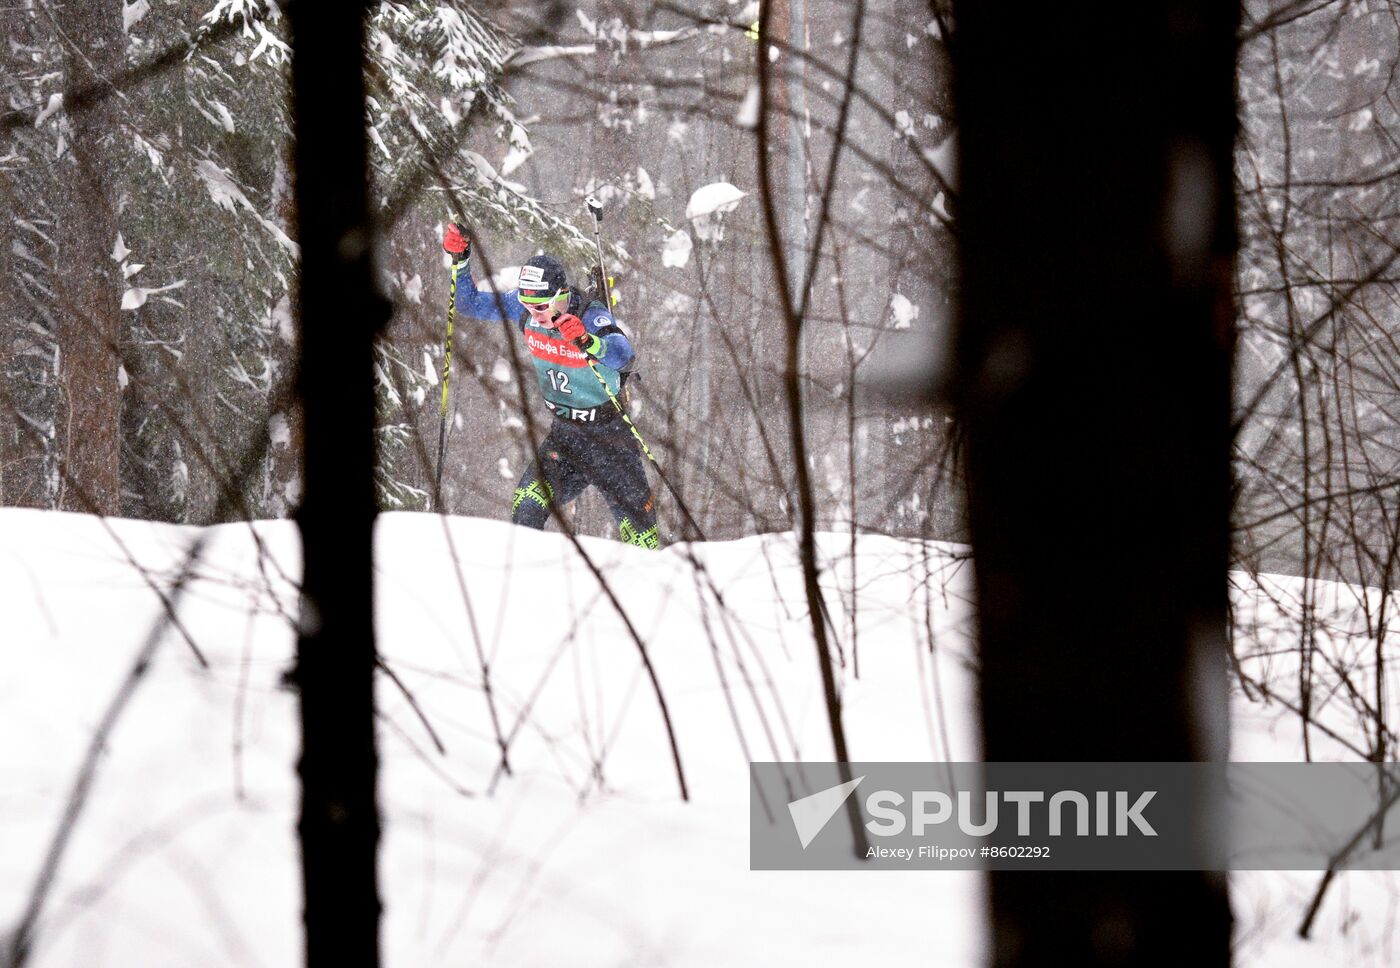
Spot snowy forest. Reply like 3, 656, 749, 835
1, 0, 958, 537
4, 0, 1400, 966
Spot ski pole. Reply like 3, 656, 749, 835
581, 196, 648, 457
588, 359, 657, 463
587, 357, 705, 539
585, 195, 614, 308
581, 197, 705, 539
433, 261, 457, 511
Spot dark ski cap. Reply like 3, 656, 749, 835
518, 254, 568, 295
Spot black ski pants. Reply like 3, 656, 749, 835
511, 415, 659, 549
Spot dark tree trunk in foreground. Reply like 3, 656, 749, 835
288, 2, 387, 965
952, 3, 1237, 965
56, 7, 123, 514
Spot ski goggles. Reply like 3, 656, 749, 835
517, 288, 565, 309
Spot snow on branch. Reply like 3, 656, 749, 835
508, 25, 702, 67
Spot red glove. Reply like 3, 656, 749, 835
556, 313, 599, 354
443, 222, 470, 257
557, 313, 585, 342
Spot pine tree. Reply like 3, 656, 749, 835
2, 0, 591, 519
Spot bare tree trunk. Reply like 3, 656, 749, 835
951, 3, 1237, 964
268, 147, 303, 519
287, 1, 386, 964
55, 8, 123, 515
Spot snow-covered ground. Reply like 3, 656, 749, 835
1, 509, 1395, 966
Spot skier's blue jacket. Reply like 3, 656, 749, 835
451, 259, 634, 415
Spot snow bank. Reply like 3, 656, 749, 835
1, 511, 982, 967
2, 509, 1394, 966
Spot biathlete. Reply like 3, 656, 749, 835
442, 222, 660, 549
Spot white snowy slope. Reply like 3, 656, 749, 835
0, 509, 1394, 966
1, 511, 983, 967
